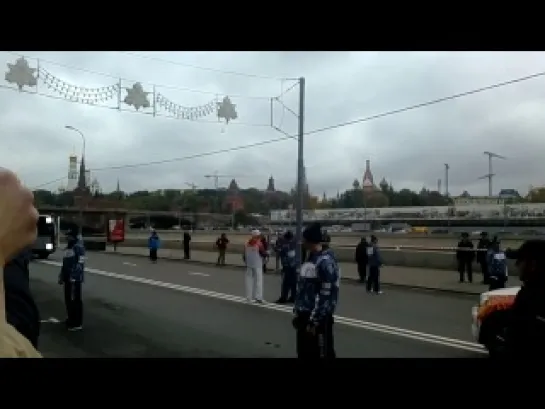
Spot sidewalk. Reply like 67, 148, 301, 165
104, 246, 512, 295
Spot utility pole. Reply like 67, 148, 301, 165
295, 77, 305, 267
478, 151, 506, 197
444, 163, 450, 197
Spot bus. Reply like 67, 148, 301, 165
32, 214, 57, 259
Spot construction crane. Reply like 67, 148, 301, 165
478, 151, 507, 197
204, 171, 240, 189
185, 182, 198, 191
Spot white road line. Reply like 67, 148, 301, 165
38, 260, 486, 354
122, 262, 138, 267
40, 317, 61, 324
188, 272, 210, 277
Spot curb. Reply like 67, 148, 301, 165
99, 250, 482, 296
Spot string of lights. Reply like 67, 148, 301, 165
5, 51, 275, 101
31, 66, 545, 191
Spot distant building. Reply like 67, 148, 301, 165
224, 179, 244, 212
66, 154, 78, 191
454, 189, 521, 206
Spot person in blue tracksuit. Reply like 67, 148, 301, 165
366, 235, 383, 294
148, 230, 160, 263
58, 231, 85, 331
293, 222, 339, 358
487, 239, 508, 291
275, 230, 297, 304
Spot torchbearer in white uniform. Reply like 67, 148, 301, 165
243, 229, 267, 303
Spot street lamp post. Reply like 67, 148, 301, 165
65, 125, 86, 160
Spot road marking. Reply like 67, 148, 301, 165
123, 262, 138, 267
188, 271, 210, 277
38, 260, 486, 354
40, 317, 61, 324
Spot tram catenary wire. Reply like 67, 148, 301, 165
31, 68, 545, 190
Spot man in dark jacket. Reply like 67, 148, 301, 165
477, 232, 491, 284
183, 231, 191, 259
275, 230, 297, 304
4, 248, 40, 348
322, 229, 331, 250
456, 232, 475, 283
293, 222, 339, 358
501, 240, 545, 358
354, 237, 368, 283
58, 231, 85, 331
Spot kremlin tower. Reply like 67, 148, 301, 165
362, 159, 375, 192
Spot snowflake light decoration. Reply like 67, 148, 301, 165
124, 82, 150, 110
5, 57, 37, 91
217, 96, 237, 124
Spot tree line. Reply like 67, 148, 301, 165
33, 180, 542, 217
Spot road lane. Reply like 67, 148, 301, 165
31, 262, 484, 358
37, 252, 482, 348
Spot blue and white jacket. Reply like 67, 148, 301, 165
294, 248, 340, 325
59, 240, 85, 283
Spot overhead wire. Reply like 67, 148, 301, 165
116, 51, 294, 81
31, 67, 545, 190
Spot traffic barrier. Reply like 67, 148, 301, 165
109, 239, 517, 271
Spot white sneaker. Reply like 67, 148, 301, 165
68, 325, 83, 331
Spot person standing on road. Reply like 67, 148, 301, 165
487, 239, 507, 291
366, 235, 383, 294
148, 230, 160, 263
354, 236, 369, 284
0, 168, 42, 358
243, 230, 267, 303
293, 222, 339, 358
273, 233, 284, 273
183, 230, 191, 260
456, 232, 475, 283
275, 230, 297, 304
216, 233, 229, 266
322, 229, 331, 250
58, 229, 85, 331
477, 231, 491, 284
260, 234, 270, 273
500, 240, 545, 358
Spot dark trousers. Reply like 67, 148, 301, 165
217, 249, 226, 265
366, 266, 380, 292
357, 263, 367, 282
183, 243, 190, 259
295, 313, 336, 359
479, 261, 489, 283
149, 248, 158, 262
63, 281, 83, 328
280, 266, 297, 301
489, 277, 506, 291
458, 259, 473, 282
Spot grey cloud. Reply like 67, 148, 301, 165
2, 51, 545, 200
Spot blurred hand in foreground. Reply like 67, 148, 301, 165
0, 169, 38, 268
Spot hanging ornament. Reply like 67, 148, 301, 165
124, 82, 150, 110
5, 57, 37, 91
217, 96, 237, 124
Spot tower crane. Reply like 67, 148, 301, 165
478, 151, 506, 197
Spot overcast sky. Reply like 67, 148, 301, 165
3, 51, 545, 198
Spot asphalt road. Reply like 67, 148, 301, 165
32, 252, 486, 357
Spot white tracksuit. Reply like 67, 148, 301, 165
244, 241, 264, 301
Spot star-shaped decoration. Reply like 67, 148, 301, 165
217, 96, 238, 124
124, 82, 150, 110
5, 57, 37, 91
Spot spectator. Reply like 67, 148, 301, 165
216, 233, 229, 266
